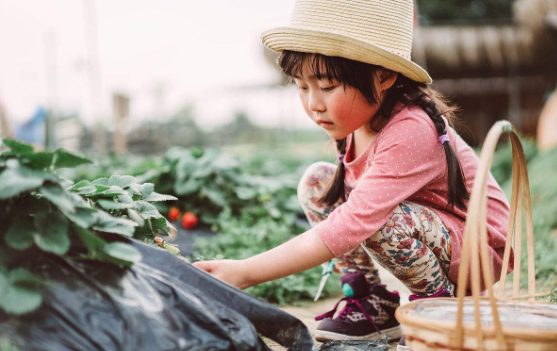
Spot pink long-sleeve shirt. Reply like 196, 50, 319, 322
311, 104, 512, 288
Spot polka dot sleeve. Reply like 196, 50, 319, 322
312, 114, 447, 257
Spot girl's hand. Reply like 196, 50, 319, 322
194, 229, 334, 290
193, 259, 251, 290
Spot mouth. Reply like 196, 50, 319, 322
316, 119, 334, 129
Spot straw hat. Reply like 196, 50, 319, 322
261, 0, 432, 84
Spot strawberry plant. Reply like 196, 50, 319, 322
80, 147, 307, 229
0, 139, 177, 316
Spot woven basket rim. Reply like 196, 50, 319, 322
396, 298, 557, 341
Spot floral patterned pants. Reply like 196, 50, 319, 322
298, 162, 455, 297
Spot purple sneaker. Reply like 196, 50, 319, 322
314, 272, 402, 342
397, 289, 453, 351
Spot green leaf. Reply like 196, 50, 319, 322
0, 267, 43, 315
235, 187, 257, 200
135, 168, 163, 183
127, 209, 145, 227
68, 180, 91, 191
134, 201, 161, 219
73, 225, 106, 253
97, 199, 134, 210
153, 217, 170, 235
1, 139, 35, 154
92, 177, 109, 186
40, 185, 76, 214
117, 193, 134, 205
88, 185, 126, 198
20, 152, 55, 169
0, 162, 51, 199
127, 183, 141, 196
175, 153, 197, 181
202, 186, 228, 207
214, 155, 240, 170
267, 206, 281, 219
0, 284, 42, 315
99, 186, 127, 197
51, 148, 93, 169
57, 176, 75, 188
192, 163, 214, 179
192, 149, 219, 179
68, 181, 101, 196
93, 211, 136, 237
108, 175, 136, 189
174, 177, 201, 195
9, 268, 47, 286
143, 192, 178, 202
33, 212, 70, 255
74, 185, 98, 195
65, 207, 97, 228
4, 221, 35, 250
93, 185, 111, 193
139, 183, 155, 200
102, 242, 142, 266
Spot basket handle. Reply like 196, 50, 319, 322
453, 121, 536, 350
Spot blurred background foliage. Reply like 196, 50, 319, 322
417, 0, 515, 23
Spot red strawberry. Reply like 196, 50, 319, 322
168, 207, 181, 221
181, 212, 198, 230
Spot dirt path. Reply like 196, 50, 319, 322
268, 266, 411, 350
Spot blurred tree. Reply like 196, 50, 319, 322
417, 0, 515, 23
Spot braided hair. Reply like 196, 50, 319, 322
278, 51, 470, 210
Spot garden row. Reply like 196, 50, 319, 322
2, 136, 555, 315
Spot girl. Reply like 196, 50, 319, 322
194, 0, 512, 349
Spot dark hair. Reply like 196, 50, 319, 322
279, 51, 469, 210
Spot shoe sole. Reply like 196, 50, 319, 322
315, 325, 402, 342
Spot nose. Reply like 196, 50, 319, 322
307, 91, 325, 114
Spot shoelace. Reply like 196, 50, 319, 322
315, 296, 381, 334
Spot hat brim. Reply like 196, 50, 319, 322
262, 26, 432, 84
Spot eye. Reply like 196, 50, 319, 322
321, 86, 337, 92
297, 85, 308, 92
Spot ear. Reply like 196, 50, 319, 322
378, 69, 398, 91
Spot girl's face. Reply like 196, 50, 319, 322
293, 59, 381, 140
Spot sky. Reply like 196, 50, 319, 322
0, 0, 314, 130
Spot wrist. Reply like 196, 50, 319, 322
238, 259, 255, 289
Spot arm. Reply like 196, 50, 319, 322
193, 228, 334, 289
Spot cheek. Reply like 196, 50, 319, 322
331, 90, 377, 125
328, 91, 362, 121
328, 99, 350, 120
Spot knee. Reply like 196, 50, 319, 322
297, 161, 337, 204
368, 206, 416, 243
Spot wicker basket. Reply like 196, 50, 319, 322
395, 121, 557, 351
